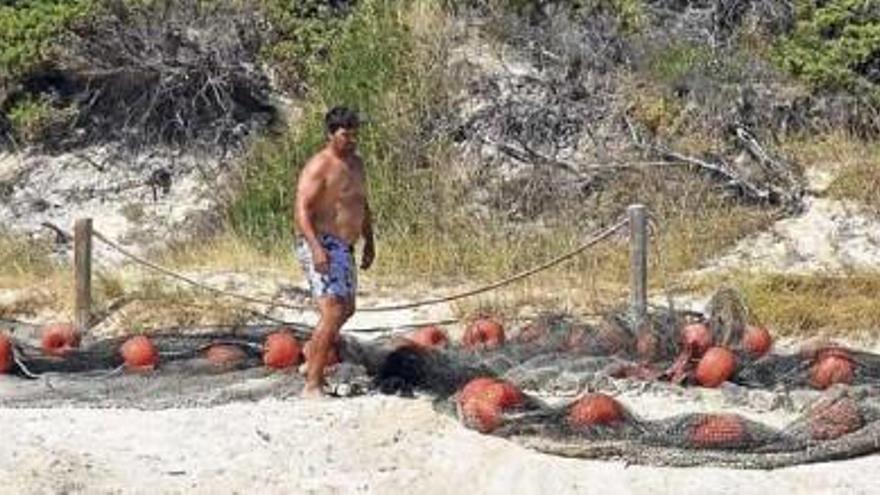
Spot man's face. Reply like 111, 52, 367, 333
331, 127, 358, 154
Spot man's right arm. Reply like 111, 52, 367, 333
295, 159, 329, 272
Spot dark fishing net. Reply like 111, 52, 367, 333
1, 326, 369, 409
2, 288, 880, 468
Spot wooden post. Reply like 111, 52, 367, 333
74, 218, 93, 332
628, 204, 648, 324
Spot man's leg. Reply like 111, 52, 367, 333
303, 296, 350, 396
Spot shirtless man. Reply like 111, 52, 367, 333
293, 107, 374, 397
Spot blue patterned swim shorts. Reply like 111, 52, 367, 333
295, 233, 357, 301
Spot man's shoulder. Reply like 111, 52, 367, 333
303, 150, 335, 173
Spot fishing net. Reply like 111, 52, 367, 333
2, 288, 880, 469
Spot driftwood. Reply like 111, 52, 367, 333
623, 116, 804, 210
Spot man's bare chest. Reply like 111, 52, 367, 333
324, 164, 365, 203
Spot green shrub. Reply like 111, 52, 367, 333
6, 95, 53, 143
0, 0, 93, 83
229, 0, 435, 243
6, 93, 77, 144
259, 0, 354, 93
775, 0, 880, 97
647, 42, 713, 85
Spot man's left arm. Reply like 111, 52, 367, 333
361, 201, 375, 270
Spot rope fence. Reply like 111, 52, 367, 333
89, 218, 629, 314
45, 211, 639, 335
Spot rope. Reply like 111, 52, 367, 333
354, 217, 629, 312
91, 229, 315, 311
89, 217, 630, 314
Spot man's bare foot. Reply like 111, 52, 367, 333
301, 385, 326, 399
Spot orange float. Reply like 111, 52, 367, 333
681, 323, 713, 356
742, 325, 772, 357
514, 323, 550, 344
120, 335, 158, 371
460, 398, 502, 434
0, 334, 12, 373
405, 325, 449, 349
564, 326, 589, 351
263, 331, 302, 369
592, 321, 632, 354
457, 377, 497, 405
457, 377, 523, 410
690, 414, 745, 447
568, 393, 625, 428
41, 323, 80, 357
636, 330, 659, 362
810, 350, 855, 390
204, 344, 247, 367
695, 347, 737, 388
485, 380, 524, 409
462, 318, 505, 349
809, 398, 863, 440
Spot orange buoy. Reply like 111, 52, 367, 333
405, 325, 449, 349
568, 393, 625, 428
742, 325, 772, 357
695, 347, 737, 388
204, 344, 247, 367
457, 377, 497, 405
40, 323, 80, 357
807, 397, 864, 440
457, 377, 523, 410
810, 351, 855, 390
809, 397, 863, 440
515, 322, 549, 344
120, 335, 158, 371
690, 414, 745, 447
681, 323, 713, 356
564, 326, 589, 351
0, 334, 12, 373
263, 331, 302, 369
462, 318, 505, 349
460, 398, 502, 434
485, 380, 524, 409
636, 330, 659, 362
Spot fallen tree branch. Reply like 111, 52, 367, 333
622, 116, 802, 208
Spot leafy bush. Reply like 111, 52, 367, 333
259, 0, 356, 94
646, 42, 713, 85
775, 0, 880, 96
0, 0, 92, 83
5, 94, 76, 144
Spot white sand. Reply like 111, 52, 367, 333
698, 163, 880, 276
0, 392, 877, 495
3, 288, 879, 494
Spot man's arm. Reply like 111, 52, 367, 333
361, 201, 375, 270
295, 158, 330, 273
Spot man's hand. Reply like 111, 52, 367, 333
360, 241, 375, 270
311, 244, 330, 274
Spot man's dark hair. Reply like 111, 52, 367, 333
325, 106, 360, 135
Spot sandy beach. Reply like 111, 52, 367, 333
1, 390, 877, 495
